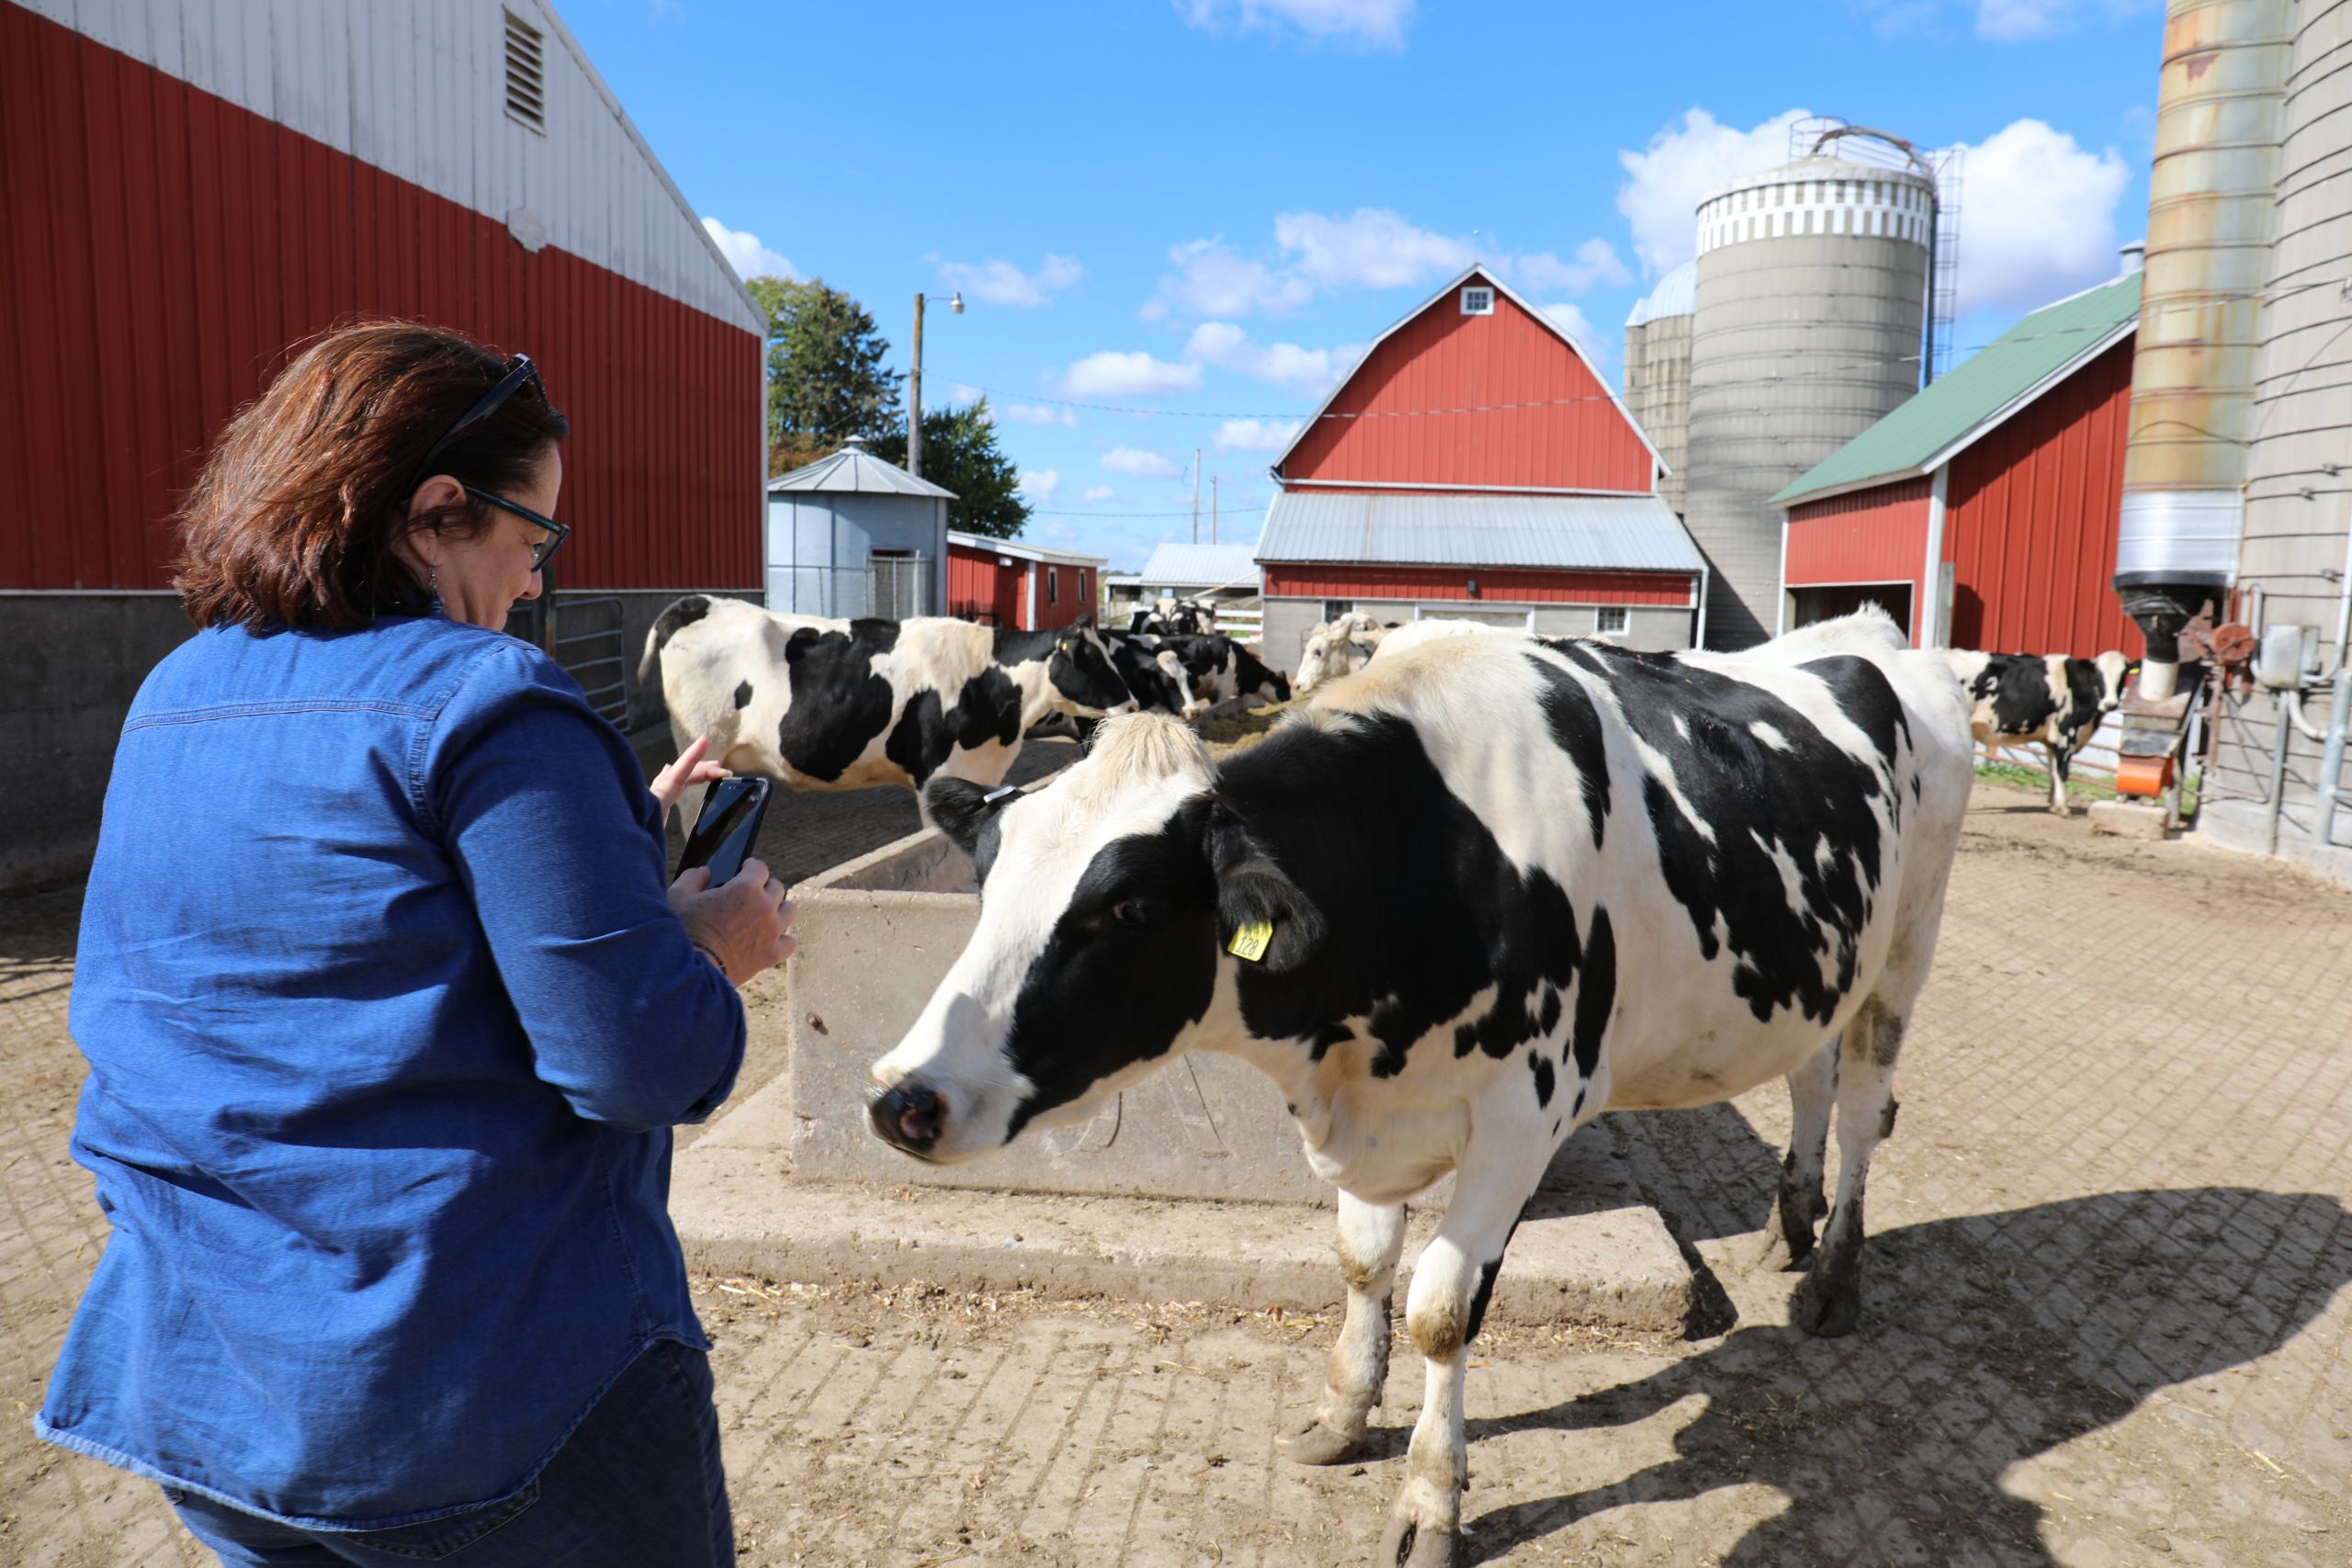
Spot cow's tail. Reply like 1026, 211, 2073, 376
638, 594, 713, 685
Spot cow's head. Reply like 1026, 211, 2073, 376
867, 714, 1323, 1161
1046, 625, 1138, 716
2094, 650, 2133, 710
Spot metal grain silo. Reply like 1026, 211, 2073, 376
1686, 146, 1939, 647
1623, 260, 1695, 517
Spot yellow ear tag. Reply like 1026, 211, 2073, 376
1227, 919, 1274, 963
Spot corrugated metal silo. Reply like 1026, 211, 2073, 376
1623, 260, 1695, 516
1685, 153, 1937, 647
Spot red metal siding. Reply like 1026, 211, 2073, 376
948, 542, 1025, 627
1264, 564, 1693, 605
1281, 276, 1654, 493
1941, 338, 2138, 659
0, 6, 760, 592
1784, 479, 1932, 632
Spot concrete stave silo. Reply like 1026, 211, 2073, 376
1684, 153, 1938, 648
1623, 260, 1696, 517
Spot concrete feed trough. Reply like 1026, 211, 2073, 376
784, 824, 1328, 1204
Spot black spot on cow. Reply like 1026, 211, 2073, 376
1973, 654, 2060, 738
1530, 1054, 1555, 1108
1542, 638, 1896, 1026
885, 667, 1025, 787
1310, 1021, 1354, 1059
732, 680, 753, 710
776, 630, 895, 783
1525, 652, 1611, 848
1569, 908, 1615, 1076
848, 617, 900, 654
1464, 1216, 1521, 1343
1537, 985, 1561, 1036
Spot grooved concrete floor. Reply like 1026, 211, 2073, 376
6, 781, 2349, 1567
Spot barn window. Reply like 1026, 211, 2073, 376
503, 10, 547, 134
1596, 605, 1630, 636
1460, 286, 1495, 316
1078, 568, 1090, 603
1048, 567, 1059, 605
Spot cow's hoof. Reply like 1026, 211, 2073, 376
1277, 1418, 1368, 1466
1790, 1268, 1862, 1338
1755, 1224, 1815, 1273
1376, 1513, 1459, 1567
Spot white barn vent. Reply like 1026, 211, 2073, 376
503, 11, 547, 134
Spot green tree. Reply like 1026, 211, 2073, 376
871, 400, 1031, 538
746, 276, 902, 475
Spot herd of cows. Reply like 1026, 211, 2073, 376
635, 592, 2138, 1566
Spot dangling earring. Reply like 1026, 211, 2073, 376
428, 568, 442, 615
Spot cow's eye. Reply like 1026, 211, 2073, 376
1109, 899, 1148, 927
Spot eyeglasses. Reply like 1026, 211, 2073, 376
465, 486, 570, 571
412, 354, 546, 487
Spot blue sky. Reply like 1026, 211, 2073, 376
565, 0, 2164, 571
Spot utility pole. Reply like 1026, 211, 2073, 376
1211, 475, 1219, 545
908, 292, 925, 479
1191, 450, 1202, 545
906, 290, 964, 481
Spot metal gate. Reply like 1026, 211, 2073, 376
553, 596, 630, 728
870, 554, 932, 620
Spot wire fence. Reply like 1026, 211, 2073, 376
768, 557, 934, 621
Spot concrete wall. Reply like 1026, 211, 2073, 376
1262, 596, 1696, 674
4, 586, 758, 893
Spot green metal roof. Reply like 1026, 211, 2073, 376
1771, 272, 2143, 507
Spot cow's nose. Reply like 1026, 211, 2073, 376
1120, 699, 1139, 714
868, 1080, 948, 1156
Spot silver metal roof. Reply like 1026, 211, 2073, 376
1137, 541, 1263, 588
1624, 259, 1696, 327
767, 438, 959, 500
1256, 491, 1704, 573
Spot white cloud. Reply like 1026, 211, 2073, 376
1145, 237, 1316, 321
1213, 418, 1305, 454
1508, 238, 1633, 296
1274, 208, 1474, 291
1016, 468, 1061, 502
1000, 401, 1080, 427
1615, 108, 1814, 276
1102, 446, 1182, 479
1184, 321, 1363, 397
1976, 0, 2064, 39
1080, 485, 1118, 503
1944, 119, 2132, 312
1175, 0, 1415, 48
933, 253, 1083, 308
700, 217, 797, 281
1060, 351, 1204, 399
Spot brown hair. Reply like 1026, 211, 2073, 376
172, 321, 571, 630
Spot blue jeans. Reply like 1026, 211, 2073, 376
167, 1342, 732, 1566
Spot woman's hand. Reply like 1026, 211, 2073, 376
669, 859, 796, 987
650, 736, 731, 827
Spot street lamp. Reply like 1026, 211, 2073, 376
909, 289, 964, 480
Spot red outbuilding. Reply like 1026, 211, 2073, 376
2, 0, 766, 888
1257, 266, 1706, 668
1773, 270, 2143, 658
947, 533, 1107, 631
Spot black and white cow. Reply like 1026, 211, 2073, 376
1940, 649, 2131, 816
638, 595, 1134, 817
1160, 632, 1292, 712
1101, 629, 1195, 717
1295, 612, 1390, 696
868, 611, 1972, 1565
1129, 596, 1216, 637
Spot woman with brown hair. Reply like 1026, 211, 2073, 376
35, 321, 793, 1565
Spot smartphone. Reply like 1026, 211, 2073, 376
678, 775, 773, 887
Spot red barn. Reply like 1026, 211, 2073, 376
1257, 266, 1705, 668
1, 0, 766, 888
1774, 270, 2143, 658
947, 533, 1107, 631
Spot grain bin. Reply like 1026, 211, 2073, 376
1685, 149, 1938, 648
1623, 260, 1695, 517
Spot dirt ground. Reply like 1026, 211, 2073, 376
5, 773, 2350, 1567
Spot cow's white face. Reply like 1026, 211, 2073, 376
2094, 650, 2132, 710
866, 715, 1320, 1162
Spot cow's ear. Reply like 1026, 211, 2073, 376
1204, 804, 1324, 973
927, 778, 1018, 865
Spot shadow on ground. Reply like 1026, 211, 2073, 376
1463, 1185, 2352, 1565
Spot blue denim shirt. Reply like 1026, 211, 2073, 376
36, 614, 746, 1529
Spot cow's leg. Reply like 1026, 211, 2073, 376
1278, 1191, 1405, 1466
1377, 1140, 1547, 1568
1758, 1038, 1838, 1269
2048, 743, 2072, 816
1791, 998, 1905, 1337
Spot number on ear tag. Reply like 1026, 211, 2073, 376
1227, 919, 1274, 963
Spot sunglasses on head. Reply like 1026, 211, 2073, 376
406, 354, 569, 571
